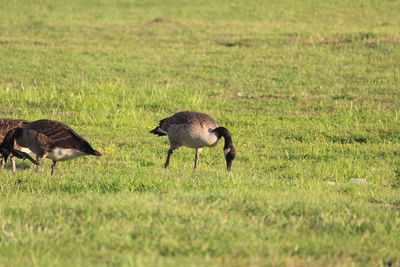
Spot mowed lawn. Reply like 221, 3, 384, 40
0, 0, 399, 265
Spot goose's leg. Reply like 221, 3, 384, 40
11, 157, 17, 174
1, 158, 5, 169
1, 154, 10, 171
51, 160, 57, 176
194, 148, 202, 170
164, 148, 174, 168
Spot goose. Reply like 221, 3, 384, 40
150, 111, 236, 171
1, 119, 102, 175
0, 118, 35, 173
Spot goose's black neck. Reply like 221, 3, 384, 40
0, 128, 21, 150
213, 127, 233, 149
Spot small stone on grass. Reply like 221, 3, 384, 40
350, 178, 368, 184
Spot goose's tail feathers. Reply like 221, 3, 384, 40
150, 126, 167, 136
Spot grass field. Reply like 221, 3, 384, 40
0, 0, 399, 265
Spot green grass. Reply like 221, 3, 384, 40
0, 0, 399, 265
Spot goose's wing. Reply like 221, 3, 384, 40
160, 111, 217, 131
29, 120, 97, 154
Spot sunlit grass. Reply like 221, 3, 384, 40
0, 0, 399, 265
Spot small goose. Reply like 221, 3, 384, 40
1, 119, 102, 175
0, 118, 34, 173
150, 111, 236, 171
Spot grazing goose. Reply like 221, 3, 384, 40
150, 111, 236, 171
0, 118, 34, 173
1, 119, 102, 175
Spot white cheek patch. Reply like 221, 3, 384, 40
224, 148, 231, 156
19, 147, 32, 154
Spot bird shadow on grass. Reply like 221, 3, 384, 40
2, 161, 34, 171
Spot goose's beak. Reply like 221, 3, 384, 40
226, 159, 233, 171
224, 147, 235, 171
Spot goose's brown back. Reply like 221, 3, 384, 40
159, 111, 218, 131
23, 120, 99, 155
